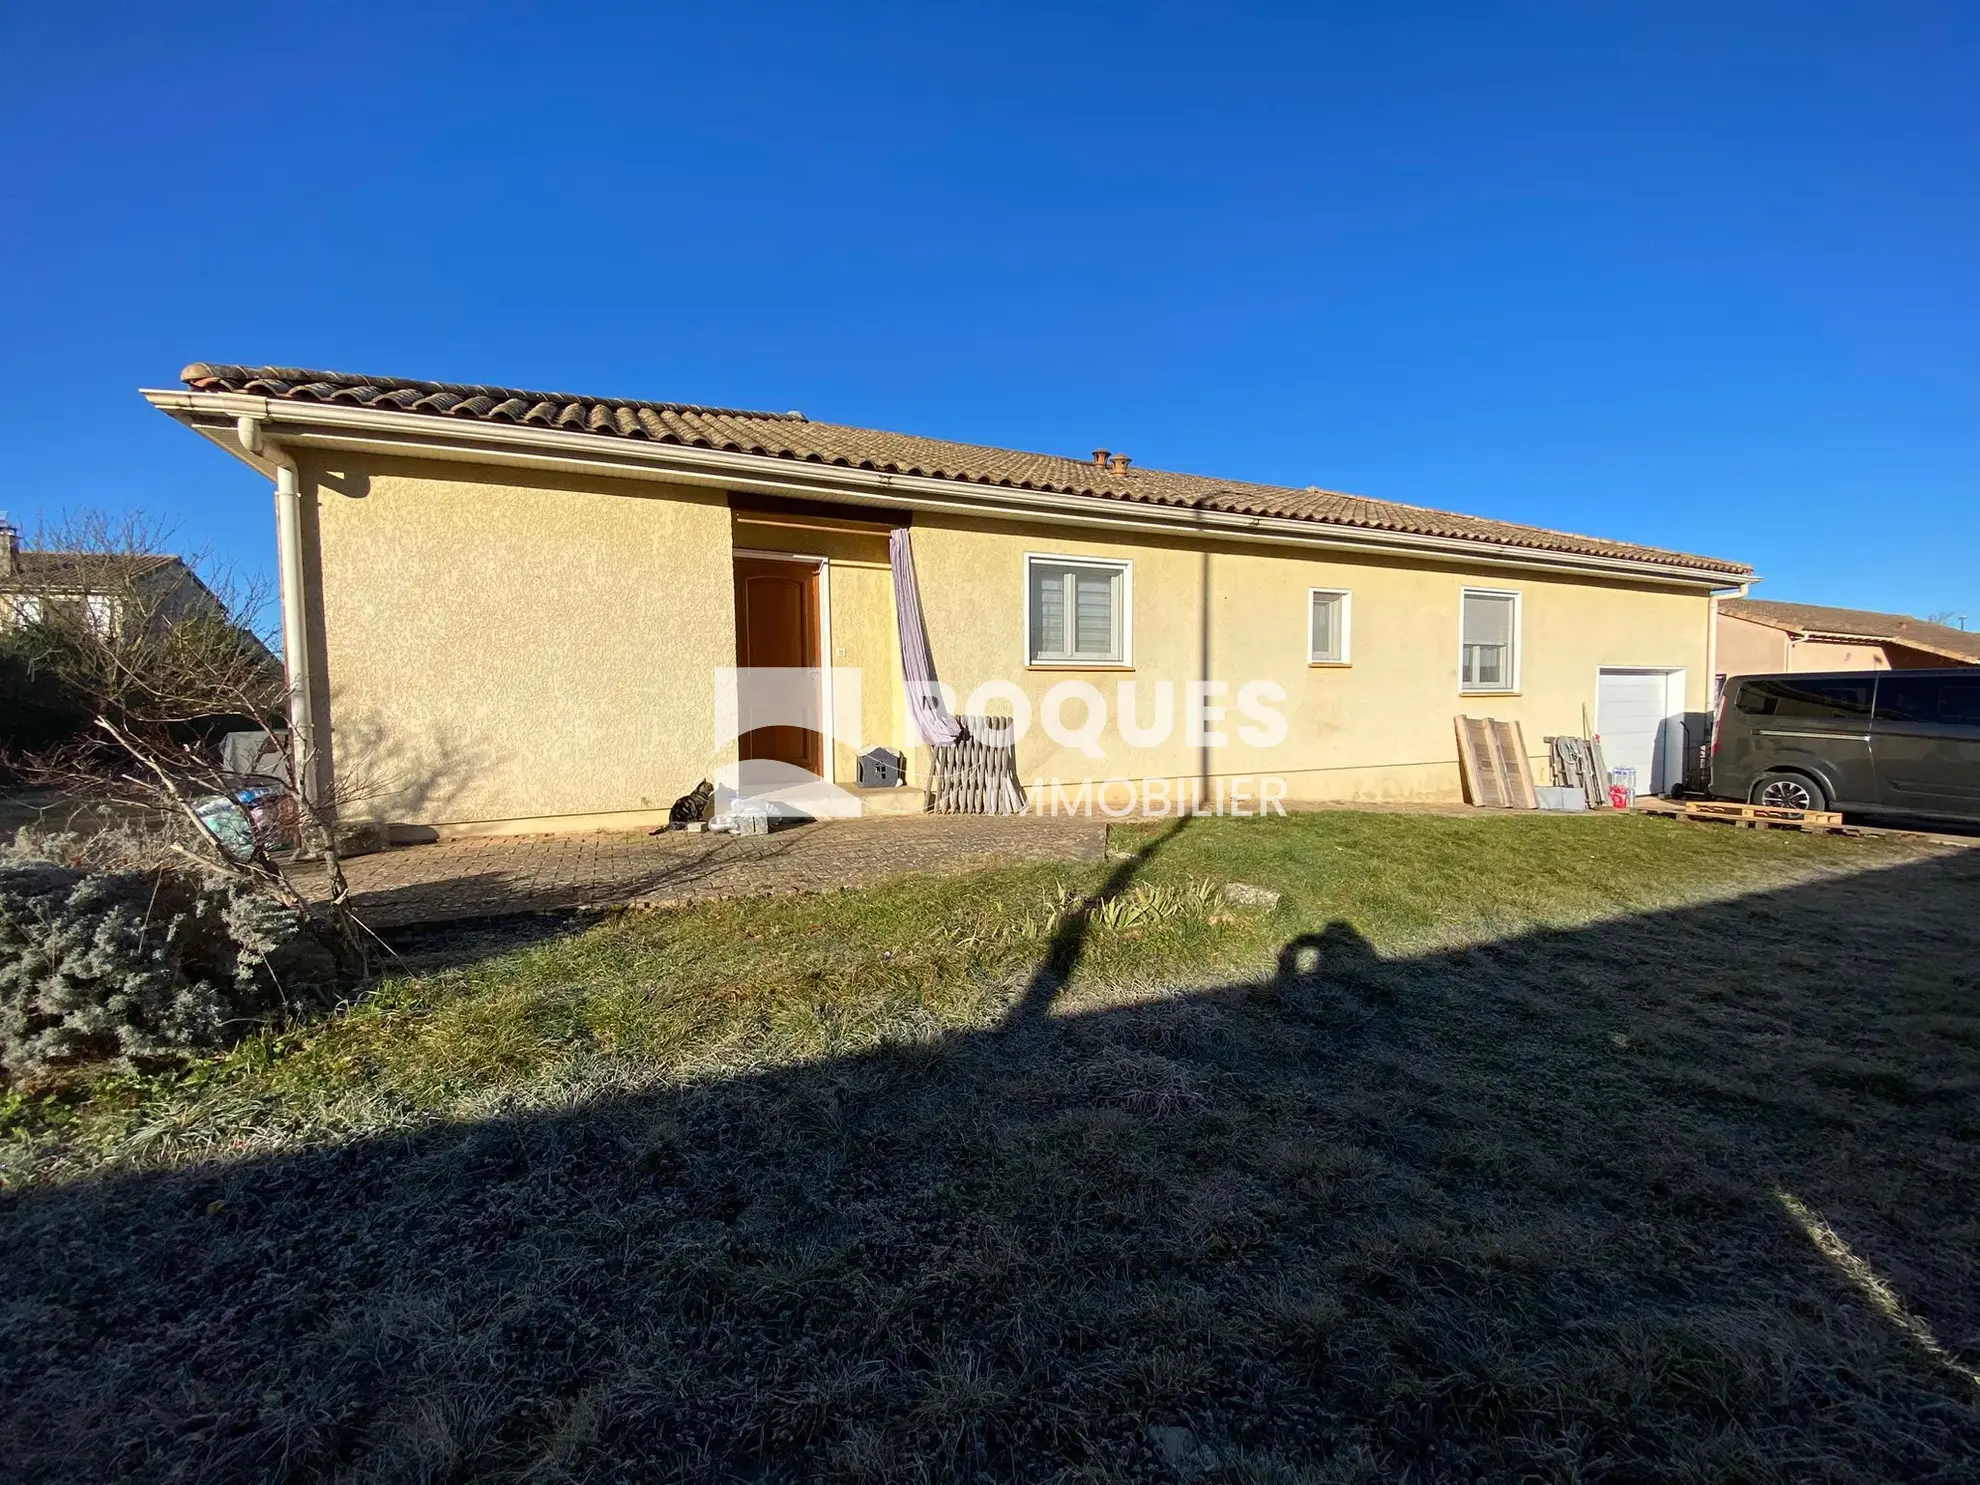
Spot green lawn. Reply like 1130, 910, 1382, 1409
4, 811, 1978, 1481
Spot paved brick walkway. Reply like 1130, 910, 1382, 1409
314, 815, 1107, 928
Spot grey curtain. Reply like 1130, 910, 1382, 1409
888, 528, 965, 746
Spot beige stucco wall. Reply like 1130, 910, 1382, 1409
298, 450, 1719, 830
1715, 613, 1790, 677
1788, 638, 1890, 672
303, 453, 736, 832
907, 515, 1715, 807
1716, 613, 1889, 677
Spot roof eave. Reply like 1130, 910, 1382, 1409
1839, 635, 1978, 663
1786, 628, 1885, 646
143, 387, 1752, 589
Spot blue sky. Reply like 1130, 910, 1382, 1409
2, 3, 1974, 622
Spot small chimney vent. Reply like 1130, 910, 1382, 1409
1091, 448, 1112, 468
0, 513, 18, 578
1108, 454, 1132, 475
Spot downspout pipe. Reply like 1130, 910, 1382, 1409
236, 415, 318, 807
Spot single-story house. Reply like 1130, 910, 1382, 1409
1718, 598, 1980, 680
146, 364, 1753, 836
0, 518, 228, 638
1, 517, 274, 754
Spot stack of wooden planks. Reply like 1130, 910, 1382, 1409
928, 713, 1027, 814
1546, 734, 1612, 810
1454, 716, 1538, 809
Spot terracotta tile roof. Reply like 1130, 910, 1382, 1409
1, 551, 179, 589
180, 363, 1752, 577
1719, 598, 1980, 664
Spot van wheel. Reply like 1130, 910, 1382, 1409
1751, 772, 1825, 811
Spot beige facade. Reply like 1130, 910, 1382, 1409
303, 453, 738, 832
912, 515, 1713, 811
289, 450, 1719, 834
1716, 612, 1890, 677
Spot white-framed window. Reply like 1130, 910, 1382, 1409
1025, 554, 1131, 666
1309, 588, 1351, 665
8, 595, 42, 626
1460, 587, 1520, 691
82, 593, 117, 635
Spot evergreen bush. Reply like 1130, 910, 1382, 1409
0, 829, 337, 1079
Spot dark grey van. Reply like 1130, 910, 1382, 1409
1711, 668, 1980, 823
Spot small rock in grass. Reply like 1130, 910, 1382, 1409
1149, 1424, 1231, 1478
1221, 882, 1281, 909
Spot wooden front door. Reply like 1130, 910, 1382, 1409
733, 556, 824, 775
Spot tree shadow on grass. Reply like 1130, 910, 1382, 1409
1005, 814, 1193, 1033
336, 831, 823, 932
372, 909, 601, 972
323, 833, 836, 974
3, 852, 1980, 1482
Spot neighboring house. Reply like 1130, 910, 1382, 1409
1, 518, 275, 755
0, 518, 226, 637
146, 363, 1754, 835
1718, 598, 1980, 680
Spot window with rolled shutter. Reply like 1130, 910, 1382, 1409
1027, 557, 1128, 665
1461, 589, 1518, 690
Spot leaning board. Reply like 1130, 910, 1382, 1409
1455, 716, 1538, 809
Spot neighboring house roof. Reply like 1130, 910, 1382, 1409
0, 551, 180, 590
1720, 597, 1980, 665
177, 363, 1753, 579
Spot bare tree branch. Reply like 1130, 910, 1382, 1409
3, 510, 370, 978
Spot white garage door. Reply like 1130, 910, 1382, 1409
1597, 669, 1683, 795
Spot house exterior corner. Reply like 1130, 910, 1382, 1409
301, 451, 738, 835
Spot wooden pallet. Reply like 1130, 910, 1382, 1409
1681, 801, 1850, 833
1632, 801, 1686, 821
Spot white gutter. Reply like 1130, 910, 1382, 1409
146, 388, 1753, 591
233, 414, 318, 806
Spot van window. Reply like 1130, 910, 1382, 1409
1732, 677, 1873, 720
1876, 676, 1980, 727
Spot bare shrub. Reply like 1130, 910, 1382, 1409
2, 511, 373, 984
